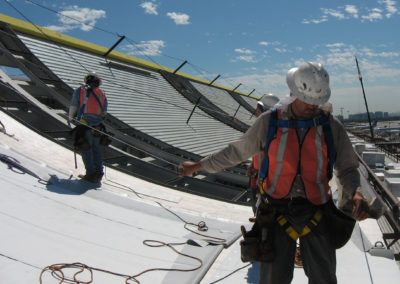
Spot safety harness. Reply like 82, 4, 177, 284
77, 86, 105, 121
259, 108, 336, 240
277, 209, 323, 240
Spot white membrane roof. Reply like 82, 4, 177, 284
1, 103, 399, 284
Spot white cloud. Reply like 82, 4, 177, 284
259, 41, 280, 46
302, 16, 328, 24
345, 5, 359, 18
361, 8, 383, 22
379, 0, 398, 18
236, 55, 257, 63
234, 48, 255, 54
360, 48, 400, 58
45, 24, 70, 33
123, 40, 165, 56
48, 6, 106, 32
304, 2, 399, 24
326, 43, 345, 48
224, 72, 287, 98
140, 2, 158, 15
322, 8, 345, 20
166, 12, 190, 25
274, 48, 288, 53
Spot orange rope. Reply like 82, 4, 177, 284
39, 240, 203, 284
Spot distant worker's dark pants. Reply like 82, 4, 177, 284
259, 209, 337, 284
81, 129, 103, 175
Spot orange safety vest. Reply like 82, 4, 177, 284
252, 152, 263, 170
79, 86, 106, 116
250, 152, 264, 188
261, 110, 331, 205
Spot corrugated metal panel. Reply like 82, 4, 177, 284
191, 81, 256, 126
18, 34, 243, 157
241, 95, 259, 109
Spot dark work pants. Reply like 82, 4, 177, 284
81, 129, 103, 175
259, 207, 337, 284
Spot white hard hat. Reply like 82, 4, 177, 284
84, 71, 102, 85
286, 62, 330, 105
258, 93, 279, 111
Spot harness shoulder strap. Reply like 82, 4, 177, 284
77, 86, 90, 121
259, 108, 278, 183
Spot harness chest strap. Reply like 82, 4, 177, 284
277, 209, 323, 241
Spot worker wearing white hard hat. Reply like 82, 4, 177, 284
179, 62, 372, 284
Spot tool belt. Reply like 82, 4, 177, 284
240, 197, 322, 263
70, 124, 90, 152
96, 124, 113, 146
240, 197, 356, 264
70, 123, 113, 152
264, 196, 355, 248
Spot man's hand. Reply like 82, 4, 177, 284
178, 161, 202, 177
352, 191, 370, 221
246, 164, 255, 177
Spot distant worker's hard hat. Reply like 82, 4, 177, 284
258, 93, 279, 112
258, 93, 279, 110
84, 71, 102, 86
286, 62, 330, 105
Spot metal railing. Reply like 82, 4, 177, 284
375, 142, 400, 163
355, 151, 400, 259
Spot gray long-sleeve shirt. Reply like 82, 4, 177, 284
200, 105, 360, 209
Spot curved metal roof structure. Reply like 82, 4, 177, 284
0, 13, 399, 284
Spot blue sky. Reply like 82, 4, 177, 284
1, 0, 400, 117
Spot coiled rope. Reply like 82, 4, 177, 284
39, 240, 203, 284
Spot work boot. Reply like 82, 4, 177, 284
78, 173, 99, 183
94, 172, 104, 183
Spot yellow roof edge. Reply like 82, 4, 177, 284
0, 13, 259, 99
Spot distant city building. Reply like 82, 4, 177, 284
349, 112, 371, 120
348, 111, 394, 120
374, 111, 383, 119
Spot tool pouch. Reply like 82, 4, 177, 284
240, 207, 276, 263
96, 124, 113, 146
70, 125, 90, 152
322, 199, 356, 249
240, 236, 260, 262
